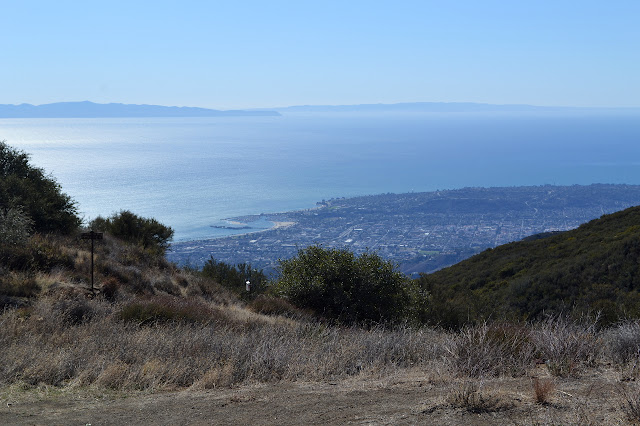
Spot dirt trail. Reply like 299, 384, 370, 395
0, 372, 628, 425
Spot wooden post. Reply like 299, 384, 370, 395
81, 230, 103, 294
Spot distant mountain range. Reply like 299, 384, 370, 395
2, 101, 638, 118
0, 101, 281, 118
270, 101, 640, 113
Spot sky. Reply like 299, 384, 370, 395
1, 1, 639, 109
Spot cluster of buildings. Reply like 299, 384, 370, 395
169, 185, 640, 276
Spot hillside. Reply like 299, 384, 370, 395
417, 205, 640, 327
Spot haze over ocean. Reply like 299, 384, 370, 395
2, 110, 640, 241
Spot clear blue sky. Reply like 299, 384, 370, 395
2, 1, 639, 109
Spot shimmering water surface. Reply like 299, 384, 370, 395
2, 111, 639, 240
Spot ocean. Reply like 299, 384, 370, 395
2, 111, 640, 241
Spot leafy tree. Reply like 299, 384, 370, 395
90, 210, 174, 255
274, 245, 414, 325
0, 141, 80, 233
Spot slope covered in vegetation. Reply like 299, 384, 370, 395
417, 206, 640, 327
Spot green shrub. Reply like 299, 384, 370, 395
0, 141, 80, 234
274, 245, 414, 325
201, 256, 267, 297
91, 210, 174, 255
29, 234, 75, 270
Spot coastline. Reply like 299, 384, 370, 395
244, 220, 296, 237
174, 219, 297, 246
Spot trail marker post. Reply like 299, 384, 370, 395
81, 230, 103, 294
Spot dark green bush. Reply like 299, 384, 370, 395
201, 256, 267, 297
0, 141, 80, 234
91, 210, 174, 255
274, 245, 414, 325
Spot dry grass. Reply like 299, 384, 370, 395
1, 290, 637, 398
2, 232, 640, 426
0, 293, 447, 391
618, 382, 640, 422
2, 289, 640, 424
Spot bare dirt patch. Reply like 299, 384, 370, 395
0, 369, 629, 425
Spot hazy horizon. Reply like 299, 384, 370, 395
3, 100, 640, 110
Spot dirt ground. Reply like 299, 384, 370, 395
0, 368, 632, 425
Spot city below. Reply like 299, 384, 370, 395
168, 184, 640, 276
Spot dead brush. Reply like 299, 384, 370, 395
183, 274, 238, 305
532, 377, 554, 404
147, 273, 181, 296
445, 321, 535, 378
606, 320, 640, 379
248, 294, 308, 319
531, 315, 600, 377
0, 271, 40, 298
118, 295, 217, 325
447, 380, 508, 413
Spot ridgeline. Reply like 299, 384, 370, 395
417, 205, 640, 327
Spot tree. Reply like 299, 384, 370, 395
0, 141, 80, 233
274, 245, 414, 324
90, 210, 174, 255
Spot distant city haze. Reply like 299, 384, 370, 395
1, 1, 638, 109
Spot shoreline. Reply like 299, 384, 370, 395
173, 220, 296, 245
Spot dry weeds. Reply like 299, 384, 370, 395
447, 380, 510, 413
2, 297, 640, 424
3, 293, 640, 395
533, 377, 555, 404
3, 233, 640, 423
